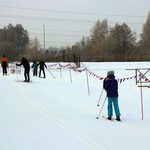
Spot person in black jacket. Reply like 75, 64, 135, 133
16, 57, 30, 82
38, 60, 47, 78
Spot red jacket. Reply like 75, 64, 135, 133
1, 57, 8, 67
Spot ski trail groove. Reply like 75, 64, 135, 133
12, 81, 109, 150
22, 93, 109, 150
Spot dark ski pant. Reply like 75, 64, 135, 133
2, 66, 7, 75
24, 68, 30, 82
107, 97, 121, 117
39, 69, 46, 78
33, 69, 38, 76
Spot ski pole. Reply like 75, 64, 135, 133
46, 68, 56, 79
96, 96, 107, 119
97, 88, 104, 106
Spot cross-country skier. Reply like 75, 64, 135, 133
1, 54, 8, 75
103, 70, 121, 121
32, 61, 38, 76
16, 57, 30, 82
37, 60, 47, 78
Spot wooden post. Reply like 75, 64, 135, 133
140, 79, 144, 120
60, 68, 62, 78
135, 69, 137, 84
126, 68, 150, 120
86, 69, 90, 95
69, 68, 72, 83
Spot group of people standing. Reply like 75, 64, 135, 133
31, 60, 47, 78
0, 55, 47, 82
16, 57, 47, 82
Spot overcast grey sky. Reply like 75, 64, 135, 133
0, 0, 150, 48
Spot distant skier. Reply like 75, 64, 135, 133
16, 57, 30, 82
32, 61, 38, 76
1, 54, 8, 75
103, 70, 121, 121
37, 60, 47, 78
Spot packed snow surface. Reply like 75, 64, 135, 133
0, 62, 150, 150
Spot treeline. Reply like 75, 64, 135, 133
0, 24, 58, 61
0, 12, 150, 62
0, 24, 29, 61
59, 11, 150, 62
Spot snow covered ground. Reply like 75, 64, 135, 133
0, 62, 150, 150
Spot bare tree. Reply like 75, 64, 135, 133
26, 37, 42, 61
0, 24, 29, 60
142, 11, 150, 52
108, 23, 136, 61
89, 20, 108, 60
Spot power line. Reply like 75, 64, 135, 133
30, 32, 86, 37
0, 4, 146, 18
0, 24, 142, 37
0, 25, 89, 33
0, 14, 144, 25
0, 23, 142, 37
0, 14, 97, 24
26, 27, 89, 34
45, 41, 75, 44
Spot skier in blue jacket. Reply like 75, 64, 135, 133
32, 61, 38, 76
103, 70, 121, 121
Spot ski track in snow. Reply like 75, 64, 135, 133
10, 77, 109, 150
12, 73, 150, 150
1, 62, 150, 150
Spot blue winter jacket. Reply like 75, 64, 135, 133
103, 75, 118, 97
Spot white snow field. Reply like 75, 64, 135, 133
0, 62, 150, 150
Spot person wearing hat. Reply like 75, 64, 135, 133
103, 70, 121, 121
1, 54, 8, 75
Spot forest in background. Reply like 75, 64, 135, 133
0, 11, 150, 62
